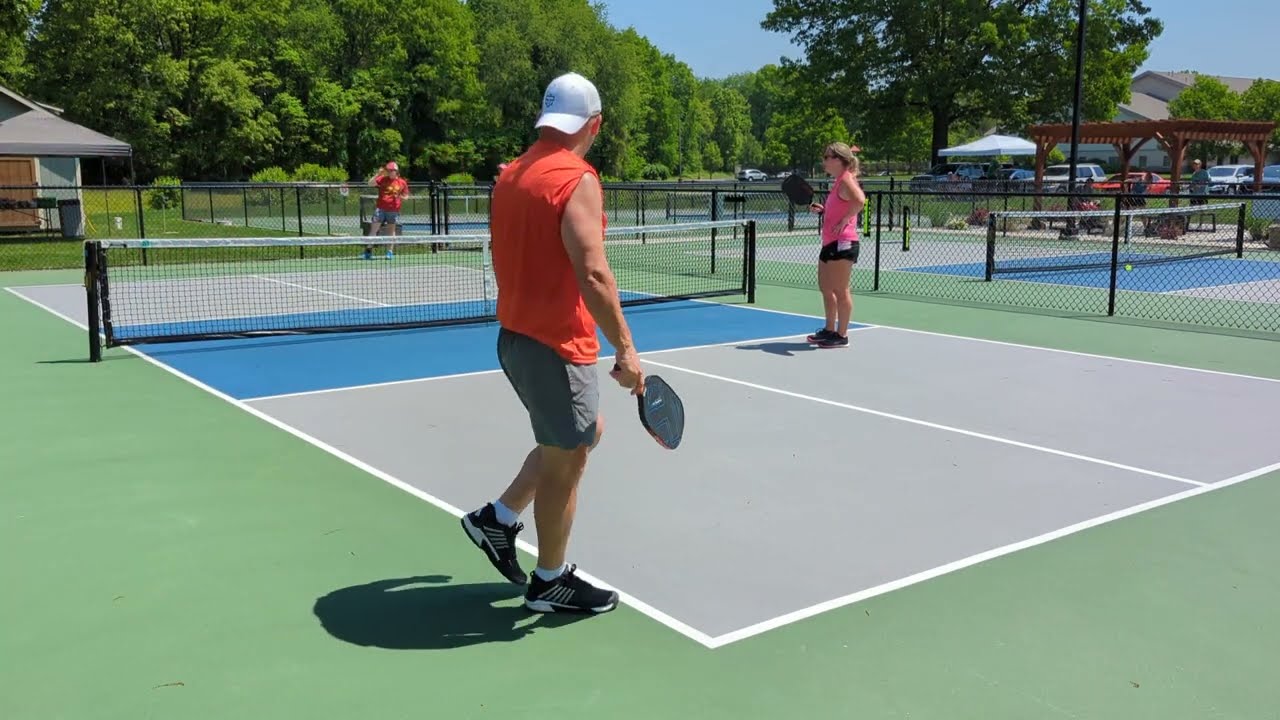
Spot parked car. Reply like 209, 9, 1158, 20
1041, 163, 1107, 191
737, 168, 768, 182
1205, 164, 1255, 194
1092, 172, 1170, 194
1257, 165, 1280, 193
908, 162, 988, 191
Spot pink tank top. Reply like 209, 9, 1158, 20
820, 171, 860, 247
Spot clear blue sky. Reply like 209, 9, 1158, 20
597, 0, 1280, 81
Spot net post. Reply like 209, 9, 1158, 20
1237, 202, 1246, 258
1108, 200, 1123, 316
84, 240, 102, 363
745, 220, 757, 304
873, 192, 882, 291
984, 212, 996, 281
902, 206, 910, 251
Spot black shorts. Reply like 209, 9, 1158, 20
819, 241, 859, 263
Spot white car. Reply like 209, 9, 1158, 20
737, 168, 768, 182
1206, 164, 1255, 194
1042, 163, 1107, 182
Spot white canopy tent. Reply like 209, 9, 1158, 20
938, 134, 1037, 157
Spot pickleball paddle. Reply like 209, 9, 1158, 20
613, 364, 685, 450
781, 173, 817, 207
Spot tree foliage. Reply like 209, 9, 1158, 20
762, 0, 1163, 165
8, 0, 1243, 181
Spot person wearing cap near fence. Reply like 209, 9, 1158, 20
365, 161, 409, 259
806, 142, 865, 349
460, 72, 642, 615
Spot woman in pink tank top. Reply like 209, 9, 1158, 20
806, 143, 865, 348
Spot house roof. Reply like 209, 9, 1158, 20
1122, 71, 1278, 121
0, 83, 130, 157
1119, 91, 1170, 121
0, 109, 132, 158
0, 84, 47, 114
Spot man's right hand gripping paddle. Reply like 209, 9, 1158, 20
611, 352, 684, 450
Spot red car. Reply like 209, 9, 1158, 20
1092, 172, 1170, 194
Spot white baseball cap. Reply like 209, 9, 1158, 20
535, 72, 602, 134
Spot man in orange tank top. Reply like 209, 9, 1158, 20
461, 72, 643, 615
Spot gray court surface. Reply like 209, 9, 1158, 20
1173, 278, 1280, 303
244, 329, 1280, 640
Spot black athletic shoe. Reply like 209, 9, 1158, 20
807, 327, 835, 343
461, 504, 526, 585
817, 333, 849, 349
524, 564, 619, 614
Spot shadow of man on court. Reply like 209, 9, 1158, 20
736, 340, 818, 357
312, 574, 588, 650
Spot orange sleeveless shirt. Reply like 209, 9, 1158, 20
490, 140, 607, 364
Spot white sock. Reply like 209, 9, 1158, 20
534, 563, 568, 581
492, 500, 519, 527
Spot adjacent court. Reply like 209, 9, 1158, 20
11, 247, 1280, 649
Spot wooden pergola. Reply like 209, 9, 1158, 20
1025, 119, 1277, 202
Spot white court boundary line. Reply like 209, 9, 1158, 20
8, 286, 1280, 650
251, 274, 390, 307
239, 328, 880, 403
641, 357, 1206, 488
3, 285, 720, 649
704, 459, 1280, 648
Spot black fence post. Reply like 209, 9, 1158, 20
296, 187, 305, 239
873, 191, 882, 291
1107, 198, 1123, 316
984, 211, 997, 281
442, 183, 451, 235
1236, 202, 1246, 258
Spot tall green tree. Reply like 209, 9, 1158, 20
0, 0, 37, 88
762, 0, 1163, 165
1169, 75, 1243, 162
1240, 80, 1280, 154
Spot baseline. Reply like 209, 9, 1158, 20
705, 458, 1280, 648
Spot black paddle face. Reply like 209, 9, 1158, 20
636, 375, 684, 449
781, 173, 815, 206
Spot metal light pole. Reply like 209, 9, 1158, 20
1064, 0, 1088, 238
1067, 0, 1087, 195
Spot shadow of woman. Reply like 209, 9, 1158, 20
312, 575, 588, 650
735, 340, 818, 357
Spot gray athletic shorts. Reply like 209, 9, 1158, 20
497, 328, 600, 450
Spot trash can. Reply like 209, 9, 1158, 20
57, 199, 85, 239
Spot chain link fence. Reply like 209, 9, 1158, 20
5, 179, 1279, 334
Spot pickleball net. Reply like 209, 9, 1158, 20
83, 219, 757, 360
984, 202, 1247, 279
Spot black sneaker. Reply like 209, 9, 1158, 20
461, 504, 526, 585
524, 564, 619, 614
807, 327, 835, 343
817, 333, 849, 349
